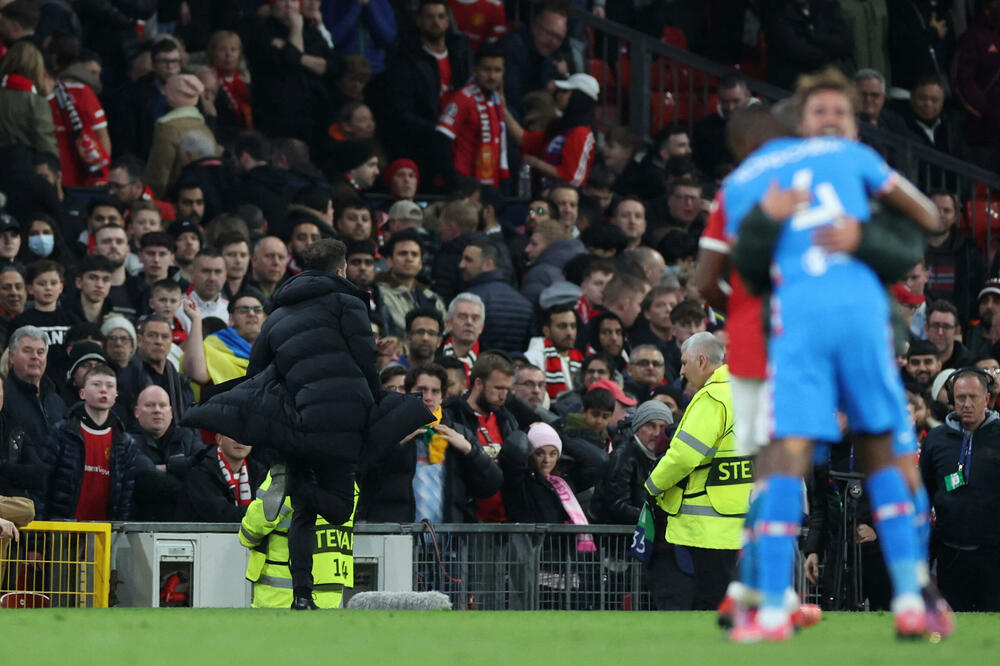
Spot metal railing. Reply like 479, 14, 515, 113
359, 522, 648, 610
565, 5, 1000, 259
0, 521, 112, 608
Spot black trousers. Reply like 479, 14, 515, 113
287, 458, 355, 594
647, 544, 738, 610
936, 543, 1000, 612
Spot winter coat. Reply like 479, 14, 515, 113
181, 271, 380, 465
129, 423, 205, 522
925, 226, 984, 326
921, 411, 1000, 547
889, 0, 955, 93
464, 268, 535, 352
38, 403, 137, 520
954, 10, 1000, 145
374, 272, 447, 336
0, 87, 58, 157
4, 373, 66, 464
230, 164, 293, 241
174, 445, 266, 522
764, 0, 853, 90
590, 425, 658, 524
118, 357, 194, 425
130, 423, 204, 471
357, 420, 502, 523
520, 238, 587, 305
498, 429, 606, 523
324, 0, 397, 75
431, 234, 475, 305
144, 106, 216, 199
0, 411, 46, 502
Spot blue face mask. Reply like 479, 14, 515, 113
28, 234, 54, 257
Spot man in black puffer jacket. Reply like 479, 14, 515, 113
183, 239, 431, 609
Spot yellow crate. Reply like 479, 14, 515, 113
0, 521, 111, 608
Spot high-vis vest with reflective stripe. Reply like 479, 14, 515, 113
644, 365, 751, 550
239, 473, 358, 609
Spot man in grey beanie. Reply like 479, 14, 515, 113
632, 400, 674, 434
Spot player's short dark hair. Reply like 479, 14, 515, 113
299, 238, 347, 273
77, 254, 115, 276
83, 363, 117, 383
464, 236, 500, 265
380, 365, 407, 385
580, 223, 628, 254
581, 352, 614, 376
216, 230, 250, 251
404, 362, 448, 393
86, 196, 124, 218
109, 154, 145, 182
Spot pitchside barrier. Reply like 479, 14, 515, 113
1, 522, 815, 609
0, 521, 112, 608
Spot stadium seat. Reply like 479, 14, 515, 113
587, 58, 617, 102
651, 92, 703, 131
963, 200, 1000, 258
661, 26, 689, 50
0, 592, 51, 608
615, 55, 631, 93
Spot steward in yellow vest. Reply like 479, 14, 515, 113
239, 472, 358, 609
644, 333, 752, 609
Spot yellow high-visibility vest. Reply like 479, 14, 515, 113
239, 473, 357, 608
645, 365, 752, 550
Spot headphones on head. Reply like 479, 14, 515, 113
944, 366, 997, 403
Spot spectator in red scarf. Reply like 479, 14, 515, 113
0, 41, 57, 156
208, 30, 253, 131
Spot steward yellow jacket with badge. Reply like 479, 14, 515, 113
239, 473, 357, 608
644, 364, 751, 550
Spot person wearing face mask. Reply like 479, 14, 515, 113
21, 213, 72, 267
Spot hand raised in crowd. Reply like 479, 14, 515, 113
182, 296, 202, 322
433, 423, 473, 454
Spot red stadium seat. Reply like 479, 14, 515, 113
963, 200, 1000, 258
587, 58, 616, 102
662, 26, 689, 50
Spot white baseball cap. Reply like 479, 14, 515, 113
554, 73, 600, 101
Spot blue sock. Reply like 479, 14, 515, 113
910, 484, 931, 566
739, 490, 764, 592
866, 467, 921, 601
756, 475, 802, 611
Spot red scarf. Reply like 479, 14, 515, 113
542, 338, 583, 398
442, 337, 479, 384
215, 69, 253, 128
575, 295, 599, 325
217, 447, 252, 506
468, 84, 508, 184
1, 73, 36, 93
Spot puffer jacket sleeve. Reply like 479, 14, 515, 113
111, 433, 138, 520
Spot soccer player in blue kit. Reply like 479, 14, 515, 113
721, 70, 945, 641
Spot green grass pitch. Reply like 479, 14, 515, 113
6, 609, 997, 665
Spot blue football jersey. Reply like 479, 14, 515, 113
722, 136, 895, 307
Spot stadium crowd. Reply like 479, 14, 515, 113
0, 0, 998, 613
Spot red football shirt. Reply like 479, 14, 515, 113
523, 126, 596, 187
75, 422, 112, 520
473, 411, 506, 522
436, 83, 509, 185
699, 190, 767, 380
449, 0, 507, 51
47, 81, 108, 186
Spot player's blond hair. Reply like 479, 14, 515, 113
792, 67, 860, 118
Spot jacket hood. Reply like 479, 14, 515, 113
59, 63, 101, 94
64, 400, 126, 432
537, 238, 585, 267
271, 270, 367, 307
945, 409, 1000, 433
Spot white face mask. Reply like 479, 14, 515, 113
29, 234, 54, 257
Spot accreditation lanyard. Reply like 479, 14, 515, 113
958, 431, 973, 483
